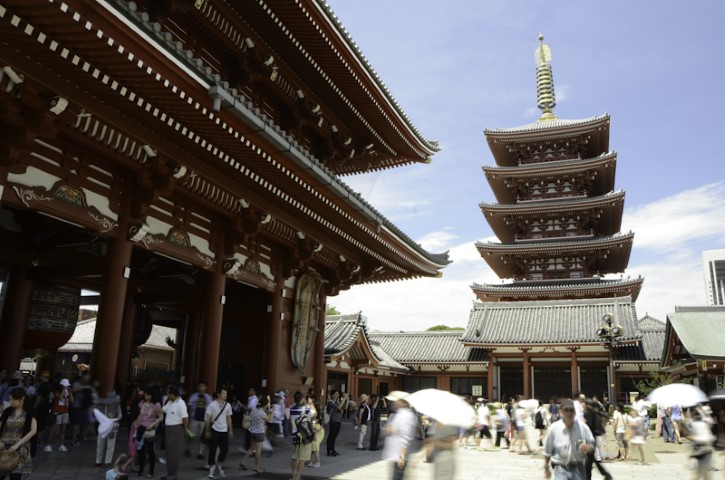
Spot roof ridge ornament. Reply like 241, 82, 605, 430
535, 33, 557, 122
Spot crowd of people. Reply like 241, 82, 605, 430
1, 366, 723, 480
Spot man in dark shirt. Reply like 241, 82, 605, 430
369, 394, 385, 451
325, 390, 347, 456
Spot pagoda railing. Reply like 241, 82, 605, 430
517, 192, 588, 202
514, 229, 595, 242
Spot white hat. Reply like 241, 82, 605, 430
385, 390, 409, 402
60, 378, 71, 387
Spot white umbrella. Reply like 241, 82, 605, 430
647, 383, 708, 408
708, 389, 725, 401
518, 399, 539, 410
405, 389, 476, 428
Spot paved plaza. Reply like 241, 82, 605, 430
29, 421, 723, 480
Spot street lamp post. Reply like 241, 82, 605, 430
597, 312, 624, 404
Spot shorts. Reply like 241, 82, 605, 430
478, 425, 492, 439
292, 442, 312, 462
56, 413, 69, 425
250, 432, 265, 443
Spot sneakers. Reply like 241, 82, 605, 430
58, 445, 68, 452
308, 462, 320, 468
43, 445, 53, 453
216, 464, 225, 477
159, 457, 166, 465
208, 465, 215, 478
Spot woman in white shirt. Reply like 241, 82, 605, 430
612, 402, 628, 461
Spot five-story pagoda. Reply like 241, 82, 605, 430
461, 36, 646, 403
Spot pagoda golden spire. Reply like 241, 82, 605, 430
535, 33, 557, 122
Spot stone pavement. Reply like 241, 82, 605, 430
29, 421, 722, 480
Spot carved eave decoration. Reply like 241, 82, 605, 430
10, 181, 118, 234
224, 257, 275, 292
130, 226, 215, 271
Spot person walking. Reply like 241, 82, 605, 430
583, 400, 613, 480
670, 404, 684, 443
289, 391, 315, 480
612, 403, 628, 461
627, 409, 647, 465
324, 390, 346, 456
0, 388, 38, 480
186, 381, 213, 460
382, 392, 417, 480
44, 378, 72, 453
369, 394, 384, 451
160, 385, 188, 480
543, 398, 595, 480
95, 390, 123, 467
356, 394, 370, 450
686, 409, 716, 480
135, 388, 163, 478
662, 406, 676, 443
205, 388, 233, 479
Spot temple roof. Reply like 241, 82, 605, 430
484, 115, 610, 166
480, 190, 625, 242
476, 232, 635, 278
483, 153, 617, 204
368, 331, 487, 364
471, 276, 644, 302
615, 315, 666, 362
460, 296, 641, 346
59, 319, 175, 353
324, 313, 408, 372
661, 306, 725, 366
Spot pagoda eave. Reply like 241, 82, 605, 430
471, 277, 643, 302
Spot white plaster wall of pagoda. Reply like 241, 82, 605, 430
7, 167, 118, 221
529, 356, 609, 362
487, 345, 610, 354
284, 276, 297, 289
325, 360, 338, 368
338, 361, 351, 370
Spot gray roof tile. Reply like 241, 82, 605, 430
460, 296, 641, 345
325, 314, 408, 372
59, 318, 175, 353
368, 331, 486, 364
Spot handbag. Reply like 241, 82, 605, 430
0, 449, 20, 473
242, 411, 252, 429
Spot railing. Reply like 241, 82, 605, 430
515, 229, 594, 242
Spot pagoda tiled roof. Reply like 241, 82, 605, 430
480, 190, 625, 213
460, 296, 641, 345
484, 114, 610, 138
368, 331, 487, 364
471, 276, 644, 292
475, 232, 634, 254
324, 313, 408, 372
482, 152, 618, 176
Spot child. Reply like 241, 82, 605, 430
306, 417, 324, 468
105, 454, 130, 480
44, 378, 73, 452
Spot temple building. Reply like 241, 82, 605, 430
0, 0, 449, 398
461, 35, 648, 403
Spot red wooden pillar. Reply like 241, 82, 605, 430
92, 235, 133, 396
571, 351, 579, 396
264, 282, 284, 395
487, 354, 496, 401
183, 310, 202, 394
0, 268, 32, 372
114, 289, 137, 391
523, 351, 531, 398
199, 268, 226, 392
313, 290, 326, 402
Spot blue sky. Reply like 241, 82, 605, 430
328, 1, 725, 331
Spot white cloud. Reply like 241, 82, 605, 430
332, 183, 725, 331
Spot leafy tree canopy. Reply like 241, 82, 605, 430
426, 325, 464, 331
325, 305, 341, 316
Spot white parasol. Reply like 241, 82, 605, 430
93, 408, 119, 439
647, 383, 708, 408
405, 389, 476, 428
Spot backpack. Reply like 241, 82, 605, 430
295, 413, 316, 444
534, 409, 545, 429
323, 401, 333, 426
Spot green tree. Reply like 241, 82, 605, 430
325, 305, 341, 316
426, 325, 464, 331
633, 371, 688, 396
